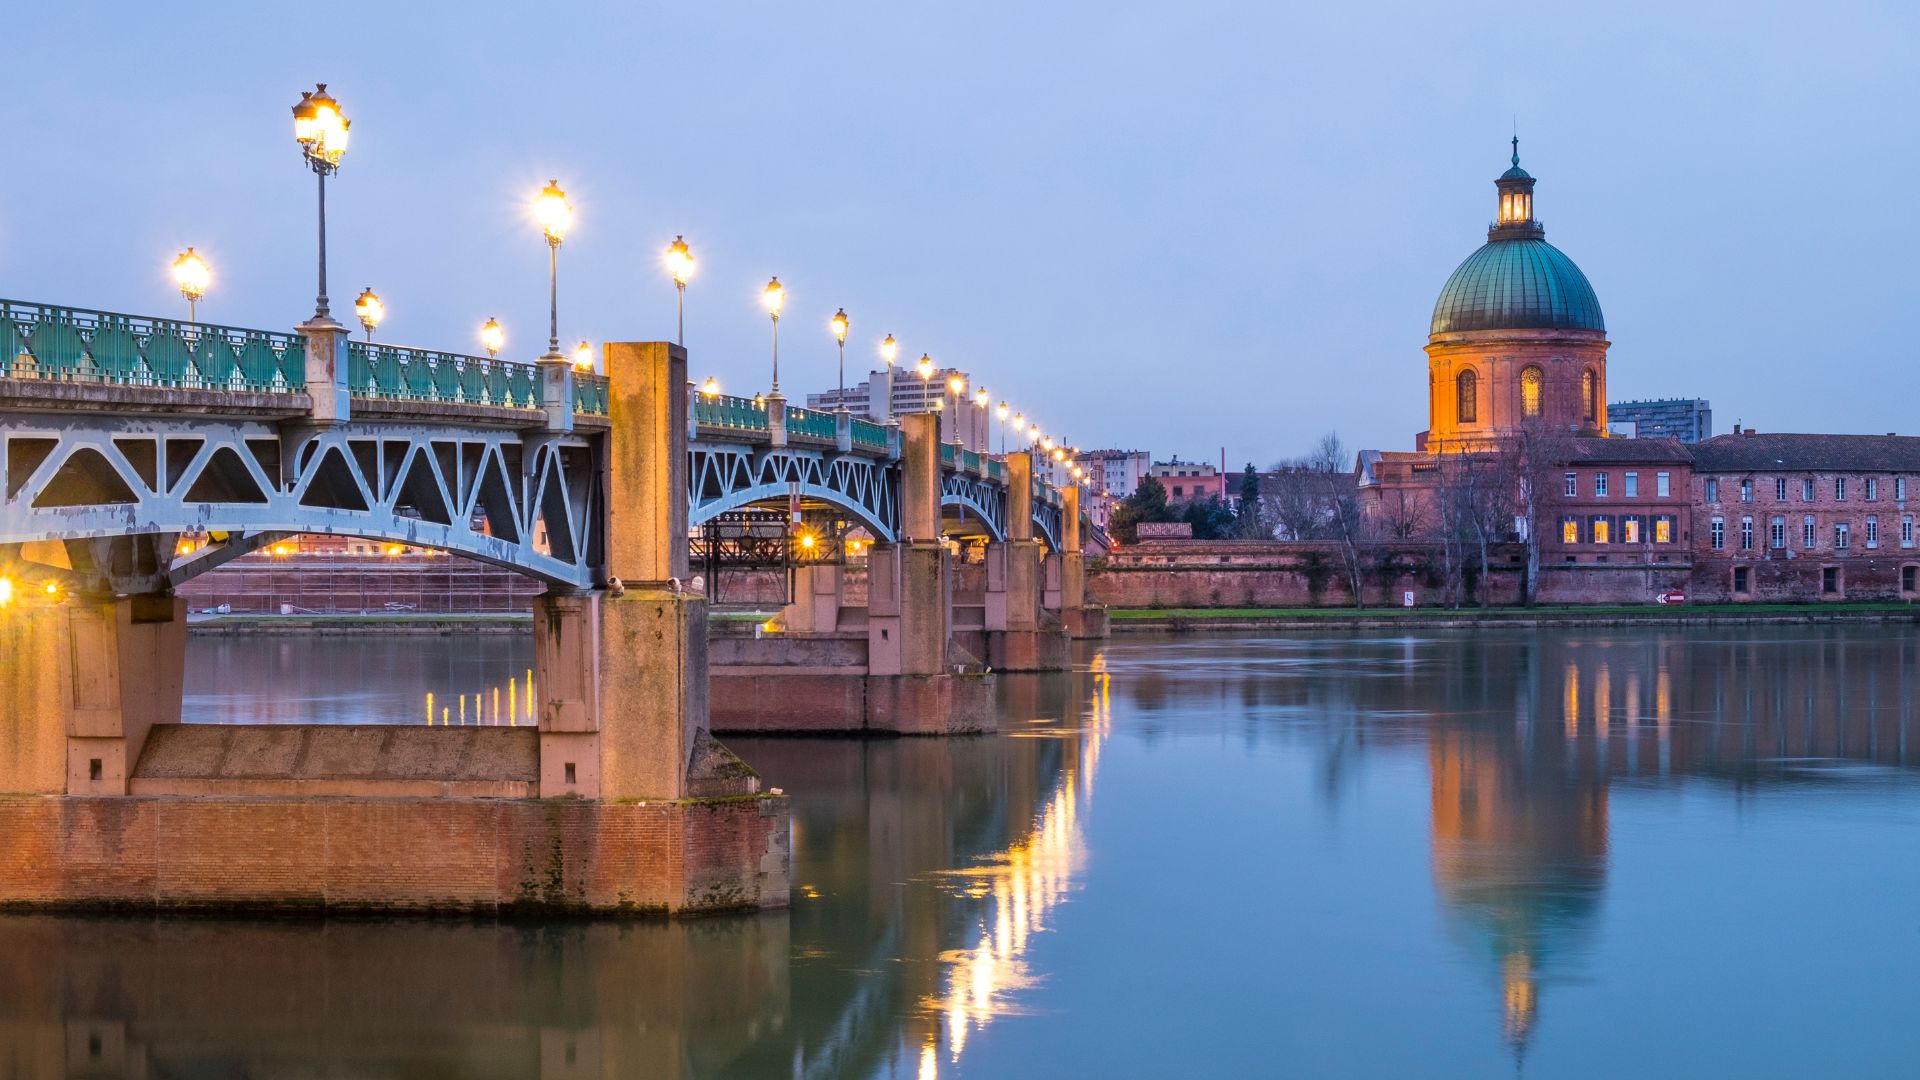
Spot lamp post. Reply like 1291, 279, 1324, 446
763, 277, 785, 393
974, 386, 989, 452
700, 376, 720, 398
354, 287, 382, 342
877, 333, 899, 423
946, 375, 966, 448
996, 401, 1009, 455
480, 317, 504, 359
573, 340, 595, 373
830, 308, 849, 409
172, 248, 209, 325
534, 180, 572, 361
291, 84, 350, 325
665, 235, 693, 345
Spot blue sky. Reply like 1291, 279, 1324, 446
4, 1, 1915, 463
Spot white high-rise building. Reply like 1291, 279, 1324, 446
807, 366, 993, 451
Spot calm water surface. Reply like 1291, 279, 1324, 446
6, 626, 1920, 1077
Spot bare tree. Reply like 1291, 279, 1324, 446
1498, 420, 1577, 605
1305, 432, 1368, 607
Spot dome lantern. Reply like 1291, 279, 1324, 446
1492, 136, 1543, 240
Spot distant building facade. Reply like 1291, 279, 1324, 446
806, 366, 988, 451
1608, 398, 1712, 443
1149, 458, 1221, 503
1074, 449, 1150, 499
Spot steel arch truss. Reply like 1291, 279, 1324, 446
688, 444, 899, 541
939, 471, 1008, 541
1033, 500, 1063, 552
0, 416, 600, 587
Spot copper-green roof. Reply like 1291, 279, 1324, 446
1430, 237, 1605, 336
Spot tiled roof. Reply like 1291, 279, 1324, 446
1691, 432, 1920, 473
1563, 437, 1693, 465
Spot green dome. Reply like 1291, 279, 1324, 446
1430, 237, 1605, 336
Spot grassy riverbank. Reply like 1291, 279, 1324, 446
1108, 602, 1920, 631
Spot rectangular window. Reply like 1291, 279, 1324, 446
1595, 473, 1609, 498
1770, 516, 1786, 549
1905, 566, 1917, 592
1706, 478, 1720, 503
1711, 517, 1725, 550
1803, 478, 1816, 501
1624, 472, 1639, 498
1823, 567, 1840, 594
1905, 516, 1915, 547
1562, 518, 1579, 544
1734, 566, 1750, 593
1867, 516, 1879, 548
1593, 517, 1611, 544
1564, 472, 1578, 498
1657, 472, 1671, 498
1623, 517, 1640, 544
1655, 516, 1673, 544
1900, 478, 1909, 502
1775, 477, 1788, 501
1836, 478, 1848, 500
1804, 516, 1818, 549
1740, 479, 1753, 502
1740, 517, 1754, 550
1867, 478, 1879, 501
1836, 522, 1850, 549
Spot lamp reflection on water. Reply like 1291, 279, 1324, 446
913, 656, 1111, 1075
424, 668, 535, 725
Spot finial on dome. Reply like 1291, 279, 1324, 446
1511, 134, 1520, 168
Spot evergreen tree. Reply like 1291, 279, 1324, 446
1109, 475, 1175, 543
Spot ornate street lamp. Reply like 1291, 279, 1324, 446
172, 247, 209, 325
946, 375, 966, 446
997, 401, 1010, 455
354, 287, 383, 342
700, 376, 720, 398
880, 333, 898, 368
534, 180, 572, 361
291, 84, 350, 324
763, 277, 785, 392
479, 317, 505, 359
573, 340, 594, 373
830, 308, 849, 409
664, 235, 694, 345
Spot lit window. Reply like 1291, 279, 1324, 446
1563, 518, 1579, 544
1624, 472, 1639, 498
1593, 518, 1611, 544
1456, 369, 1477, 424
1521, 366, 1544, 418
1657, 472, 1671, 498
1581, 369, 1597, 423
1655, 517, 1673, 544
1623, 517, 1640, 544
1711, 517, 1725, 550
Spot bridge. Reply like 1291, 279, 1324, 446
0, 297, 1106, 916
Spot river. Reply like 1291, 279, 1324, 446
3, 626, 1918, 1077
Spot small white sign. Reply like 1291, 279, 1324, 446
1402, 590, 1415, 608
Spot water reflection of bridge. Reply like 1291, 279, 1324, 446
0, 663, 1107, 1078
1114, 626, 1920, 1058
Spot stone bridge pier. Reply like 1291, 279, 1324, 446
0, 338, 790, 916
981, 451, 1070, 671
709, 413, 995, 734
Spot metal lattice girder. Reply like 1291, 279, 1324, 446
688, 443, 899, 542
940, 470, 1008, 541
1, 414, 600, 588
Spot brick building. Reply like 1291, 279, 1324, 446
1688, 429, 1920, 601
1536, 438, 1694, 602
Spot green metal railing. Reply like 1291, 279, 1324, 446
963, 449, 983, 473
0, 299, 304, 392
940, 443, 957, 467
786, 406, 837, 441
0, 299, 609, 416
989, 458, 1006, 481
851, 418, 889, 451
694, 392, 770, 433
345, 341, 552, 411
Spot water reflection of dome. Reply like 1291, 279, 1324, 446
1429, 723, 1608, 1060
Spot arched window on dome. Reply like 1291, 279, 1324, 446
1520, 366, 1544, 419
1456, 369, 1478, 424
1581, 369, 1597, 424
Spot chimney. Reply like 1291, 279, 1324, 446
1744, 427, 1757, 437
